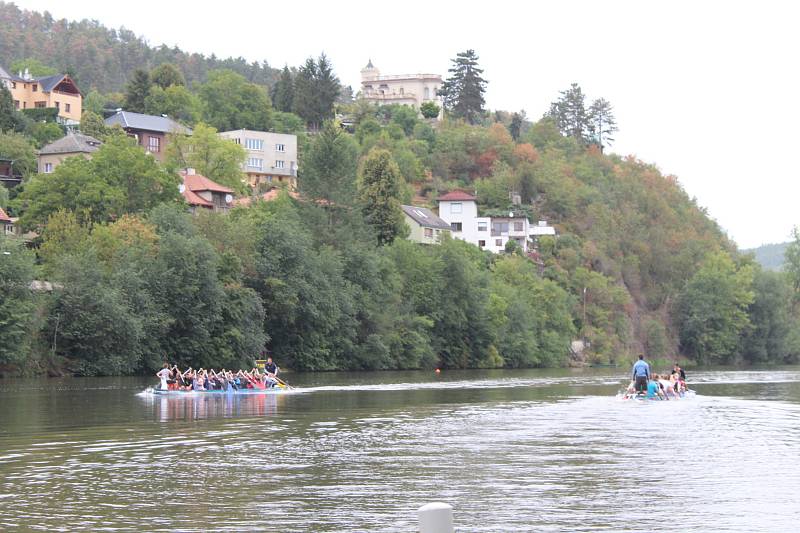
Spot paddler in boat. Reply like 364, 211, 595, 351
631, 354, 651, 393
264, 357, 279, 388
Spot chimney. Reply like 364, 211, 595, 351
23, 68, 30, 80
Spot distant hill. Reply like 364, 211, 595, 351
0, 1, 279, 93
743, 242, 789, 271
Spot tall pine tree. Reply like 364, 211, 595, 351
547, 83, 591, 144
438, 49, 487, 125
588, 98, 618, 152
125, 69, 152, 113
271, 65, 294, 113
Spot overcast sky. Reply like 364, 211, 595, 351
15, 0, 800, 248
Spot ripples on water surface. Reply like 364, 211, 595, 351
2, 368, 800, 531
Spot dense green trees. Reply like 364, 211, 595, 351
165, 123, 246, 191
2, 10, 798, 374
199, 70, 272, 132
675, 252, 755, 363
14, 134, 180, 229
0, 237, 36, 366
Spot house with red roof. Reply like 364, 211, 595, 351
0, 207, 15, 236
437, 189, 553, 254
179, 169, 234, 214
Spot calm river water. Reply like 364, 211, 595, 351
2, 367, 800, 532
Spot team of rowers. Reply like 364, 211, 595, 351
624, 355, 688, 400
154, 357, 281, 392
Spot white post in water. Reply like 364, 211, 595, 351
418, 502, 454, 533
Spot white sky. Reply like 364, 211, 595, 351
15, 0, 800, 248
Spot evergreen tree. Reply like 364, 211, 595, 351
315, 53, 340, 124
149, 63, 185, 89
509, 112, 523, 141
357, 148, 406, 246
300, 120, 359, 215
124, 69, 152, 113
588, 98, 618, 152
547, 83, 592, 144
271, 65, 294, 113
292, 58, 318, 129
438, 49, 487, 125
292, 54, 340, 130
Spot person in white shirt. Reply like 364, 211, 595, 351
156, 363, 172, 390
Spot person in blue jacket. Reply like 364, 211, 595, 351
631, 354, 650, 392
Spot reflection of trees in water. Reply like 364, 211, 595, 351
155, 394, 285, 422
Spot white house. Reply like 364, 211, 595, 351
437, 191, 555, 254
359, 60, 443, 117
436, 190, 483, 244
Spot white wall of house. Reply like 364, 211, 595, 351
438, 199, 538, 254
218, 129, 298, 188
438, 199, 481, 246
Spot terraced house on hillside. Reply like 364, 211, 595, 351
0, 65, 82, 125
218, 129, 298, 190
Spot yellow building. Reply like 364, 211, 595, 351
1, 66, 82, 125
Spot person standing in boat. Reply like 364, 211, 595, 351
264, 357, 279, 388
631, 354, 651, 392
156, 363, 172, 391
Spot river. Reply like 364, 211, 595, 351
1, 367, 800, 532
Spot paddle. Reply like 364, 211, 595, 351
274, 376, 291, 389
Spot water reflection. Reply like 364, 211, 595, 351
145, 392, 288, 421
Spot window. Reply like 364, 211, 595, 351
247, 157, 263, 170
478, 240, 486, 247
233, 138, 241, 144
495, 239, 502, 247
13, 100, 19, 109
492, 222, 509, 234
65, 103, 71, 113
424, 228, 433, 238
11, 82, 15, 89
245, 138, 264, 150
451, 222, 462, 232
514, 221, 524, 232
450, 202, 462, 214
477, 221, 487, 232
32, 84, 38, 92
275, 160, 285, 169
35, 101, 46, 108
424, 87, 430, 99
44, 162, 53, 173
399, 87, 404, 95
148, 136, 160, 153
55, 101, 60, 110
275, 143, 286, 152
4, 223, 14, 235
